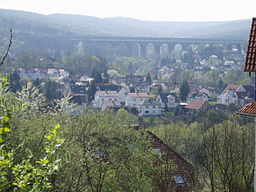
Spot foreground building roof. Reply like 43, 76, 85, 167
237, 102, 256, 116
244, 18, 256, 72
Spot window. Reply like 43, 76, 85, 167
173, 176, 185, 186
145, 111, 149, 114
152, 148, 161, 156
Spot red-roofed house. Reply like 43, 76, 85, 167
217, 84, 253, 106
185, 99, 210, 110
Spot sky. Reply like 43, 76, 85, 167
1, 0, 256, 21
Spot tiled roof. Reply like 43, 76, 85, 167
96, 91, 118, 97
185, 99, 208, 110
237, 102, 256, 116
127, 92, 149, 98
244, 18, 256, 72
103, 101, 122, 107
225, 84, 240, 91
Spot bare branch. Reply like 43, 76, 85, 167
0, 28, 13, 66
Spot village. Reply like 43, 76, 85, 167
12, 43, 254, 117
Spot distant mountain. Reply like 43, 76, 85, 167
0, 9, 251, 40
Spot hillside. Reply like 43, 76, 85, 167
0, 9, 251, 40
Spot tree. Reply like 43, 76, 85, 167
180, 81, 190, 102
9, 70, 21, 92
91, 70, 102, 84
201, 120, 254, 192
53, 110, 157, 192
87, 80, 97, 102
146, 73, 152, 85
43, 80, 62, 101
0, 76, 64, 191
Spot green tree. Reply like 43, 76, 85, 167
180, 81, 190, 102
9, 70, 21, 92
91, 70, 102, 84
0, 76, 64, 191
43, 80, 62, 101
146, 73, 152, 85
88, 81, 97, 102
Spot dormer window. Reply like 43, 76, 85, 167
173, 176, 185, 186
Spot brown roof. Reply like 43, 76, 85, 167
127, 92, 149, 98
225, 84, 240, 91
244, 18, 256, 72
185, 100, 209, 110
237, 102, 256, 116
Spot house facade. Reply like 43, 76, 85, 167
14, 68, 69, 80
186, 91, 210, 103
156, 93, 179, 110
217, 85, 253, 107
138, 100, 162, 116
93, 91, 119, 109
125, 92, 149, 108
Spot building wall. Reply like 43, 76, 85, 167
138, 105, 161, 116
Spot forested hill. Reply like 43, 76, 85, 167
0, 8, 251, 40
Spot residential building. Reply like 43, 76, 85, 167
101, 101, 122, 111
187, 91, 210, 103
156, 93, 179, 110
14, 68, 69, 80
138, 100, 161, 116
185, 99, 210, 110
125, 75, 145, 86
97, 84, 128, 102
70, 83, 87, 104
217, 84, 253, 106
125, 92, 149, 108
93, 91, 119, 109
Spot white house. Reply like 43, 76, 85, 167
93, 91, 119, 109
14, 68, 69, 80
186, 91, 210, 103
125, 92, 149, 108
198, 87, 213, 97
156, 93, 179, 110
47, 68, 69, 79
217, 84, 253, 106
138, 100, 161, 116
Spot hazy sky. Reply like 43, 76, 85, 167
1, 0, 255, 21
